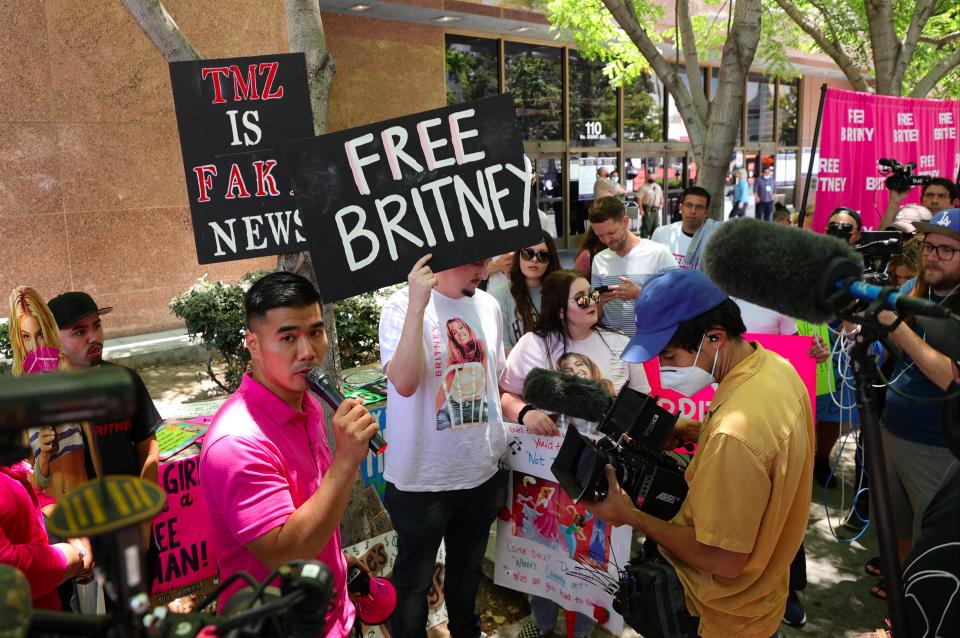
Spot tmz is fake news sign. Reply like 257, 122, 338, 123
169, 53, 314, 264
284, 93, 540, 302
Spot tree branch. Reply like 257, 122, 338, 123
600, 0, 705, 151
893, 0, 939, 92
864, 0, 900, 94
676, 0, 709, 123
909, 47, 960, 97
772, 0, 870, 92
285, 0, 336, 136
119, 0, 200, 61
919, 32, 960, 47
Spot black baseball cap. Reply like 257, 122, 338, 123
48, 292, 113, 329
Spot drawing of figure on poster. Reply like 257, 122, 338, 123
587, 517, 610, 569
559, 506, 593, 560
436, 317, 488, 430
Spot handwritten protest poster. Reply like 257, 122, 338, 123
643, 334, 818, 421
151, 456, 218, 596
284, 93, 540, 301
495, 424, 631, 634
797, 321, 837, 396
358, 406, 387, 498
169, 53, 314, 263
344, 532, 448, 637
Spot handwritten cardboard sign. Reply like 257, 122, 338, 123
169, 53, 314, 263
283, 93, 540, 302
151, 456, 218, 595
495, 426, 631, 634
797, 321, 837, 396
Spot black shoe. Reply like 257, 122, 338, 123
783, 590, 807, 627
813, 455, 836, 489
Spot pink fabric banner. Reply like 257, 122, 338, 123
812, 88, 959, 232
641, 334, 817, 423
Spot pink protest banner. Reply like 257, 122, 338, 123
151, 456, 218, 596
812, 88, 959, 232
642, 334, 817, 422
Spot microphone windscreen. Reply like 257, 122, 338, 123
702, 218, 861, 323
522, 368, 612, 422
0, 565, 30, 638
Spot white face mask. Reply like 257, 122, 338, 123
659, 335, 719, 396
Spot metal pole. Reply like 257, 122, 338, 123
851, 330, 909, 634
797, 83, 827, 229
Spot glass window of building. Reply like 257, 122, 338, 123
624, 72, 664, 142
568, 50, 618, 147
505, 42, 563, 140
746, 73, 775, 142
667, 67, 707, 143
778, 79, 799, 146
445, 34, 499, 105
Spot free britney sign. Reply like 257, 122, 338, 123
169, 53, 314, 264
284, 94, 541, 302
812, 88, 959, 233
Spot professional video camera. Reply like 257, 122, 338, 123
879, 158, 932, 192
1, 370, 334, 638
856, 230, 903, 286
549, 383, 688, 521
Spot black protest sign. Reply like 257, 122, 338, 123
169, 53, 314, 264
283, 93, 539, 302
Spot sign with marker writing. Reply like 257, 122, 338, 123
284, 93, 539, 302
151, 456, 218, 596
169, 53, 314, 263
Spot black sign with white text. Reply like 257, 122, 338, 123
169, 53, 313, 263
283, 93, 539, 302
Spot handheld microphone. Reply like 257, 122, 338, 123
522, 368, 613, 421
702, 218, 959, 323
305, 368, 387, 455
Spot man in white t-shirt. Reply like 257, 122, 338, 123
589, 196, 678, 335
651, 186, 719, 271
379, 254, 509, 638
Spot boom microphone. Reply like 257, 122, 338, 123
522, 368, 613, 421
306, 368, 387, 455
702, 218, 958, 323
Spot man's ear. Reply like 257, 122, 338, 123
244, 326, 258, 357
705, 329, 725, 346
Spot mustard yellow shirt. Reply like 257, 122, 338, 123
662, 343, 814, 637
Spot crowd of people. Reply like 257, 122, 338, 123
3, 171, 959, 638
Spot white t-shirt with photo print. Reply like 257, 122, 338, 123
379, 287, 508, 492
500, 329, 651, 433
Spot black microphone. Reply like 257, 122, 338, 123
702, 218, 959, 323
522, 368, 613, 421
305, 368, 387, 455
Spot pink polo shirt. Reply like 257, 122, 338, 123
200, 373, 353, 637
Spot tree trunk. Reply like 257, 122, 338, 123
696, 0, 762, 220
865, 0, 901, 95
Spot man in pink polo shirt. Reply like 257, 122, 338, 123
200, 272, 379, 637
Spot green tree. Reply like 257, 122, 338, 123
544, 0, 763, 218
771, 0, 959, 97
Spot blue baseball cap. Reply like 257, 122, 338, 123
913, 208, 960, 242
621, 268, 729, 363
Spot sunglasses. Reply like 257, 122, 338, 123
519, 248, 552, 263
569, 290, 601, 309
826, 222, 854, 232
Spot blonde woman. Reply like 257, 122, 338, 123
9, 287, 97, 498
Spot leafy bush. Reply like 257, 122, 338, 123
170, 273, 268, 393
0, 321, 10, 365
170, 272, 395, 391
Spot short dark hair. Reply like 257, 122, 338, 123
666, 298, 746, 352
828, 206, 862, 231
245, 271, 322, 327
922, 177, 959, 202
588, 196, 626, 223
680, 185, 711, 208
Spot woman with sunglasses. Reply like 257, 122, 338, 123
489, 231, 561, 353
499, 269, 649, 638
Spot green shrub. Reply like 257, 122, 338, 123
170, 273, 269, 393
0, 321, 10, 364
170, 272, 395, 392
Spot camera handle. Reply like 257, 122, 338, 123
842, 306, 908, 634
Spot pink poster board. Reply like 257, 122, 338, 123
642, 334, 817, 423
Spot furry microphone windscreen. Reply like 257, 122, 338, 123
522, 368, 613, 421
702, 217, 861, 324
